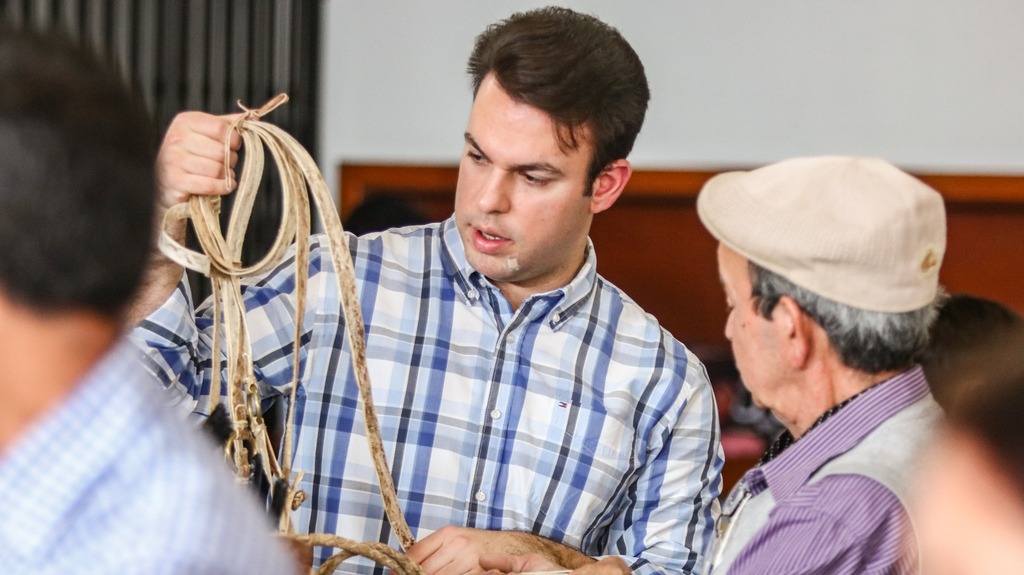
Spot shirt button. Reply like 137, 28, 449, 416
467, 289, 477, 301
474, 491, 486, 502
552, 312, 561, 323
506, 334, 515, 345
490, 409, 501, 420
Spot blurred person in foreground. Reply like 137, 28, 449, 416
697, 156, 946, 574
0, 27, 296, 574
913, 324, 1024, 575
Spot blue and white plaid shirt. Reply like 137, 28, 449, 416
0, 342, 296, 575
132, 216, 723, 575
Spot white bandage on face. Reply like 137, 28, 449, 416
505, 256, 520, 272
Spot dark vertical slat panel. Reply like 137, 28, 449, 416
136, 0, 158, 114
84, 0, 105, 56
250, 0, 271, 104
292, 0, 318, 157
271, 0, 292, 126
158, 1, 184, 128
207, 0, 228, 113
2, 0, 320, 299
4, 1, 26, 26
185, 0, 206, 110
31, 0, 53, 30
111, 0, 130, 82
57, 0, 80, 41
229, 0, 250, 109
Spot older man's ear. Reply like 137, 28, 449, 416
770, 295, 813, 370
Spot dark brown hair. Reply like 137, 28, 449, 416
919, 293, 1024, 408
945, 324, 1024, 499
0, 27, 157, 316
467, 6, 649, 189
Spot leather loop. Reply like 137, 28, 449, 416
158, 95, 420, 573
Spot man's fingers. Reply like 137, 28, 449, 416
164, 112, 241, 160
173, 153, 233, 183
161, 173, 234, 206
159, 162, 235, 200
406, 531, 445, 564
183, 111, 243, 140
408, 529, 486, 575
178, 131, 239, 164
480, 553, 564, 575
416, 551, 459, 575
479, 554, 522, 573
208, 112, 243, 152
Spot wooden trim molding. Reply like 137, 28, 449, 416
339, 163, 1024, 217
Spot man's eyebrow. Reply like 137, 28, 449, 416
464, 133, 563, 177
514, 161, 563, 177
464, 133, 488, 161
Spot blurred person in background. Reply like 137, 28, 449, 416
918, 292, 1023, 409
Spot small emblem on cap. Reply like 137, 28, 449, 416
920, 248, 939, 273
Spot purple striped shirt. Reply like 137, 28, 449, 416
727, 367, 933, 575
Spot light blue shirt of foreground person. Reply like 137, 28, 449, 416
131, 216, 723, 575
0, 342, 297, 575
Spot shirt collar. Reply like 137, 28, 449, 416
758, 383, 871, 466
744, 366, 933, 500
439, 215, 598, 328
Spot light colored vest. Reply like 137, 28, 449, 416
708, 395, 942, 574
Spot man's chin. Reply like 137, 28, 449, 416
467, 254, 518, 281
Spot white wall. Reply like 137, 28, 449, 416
319, 1, 1024, 199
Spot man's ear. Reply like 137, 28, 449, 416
589, 159, 631, 214
772, 295, 813, 369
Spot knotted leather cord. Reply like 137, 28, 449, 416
158, 94, 420, 574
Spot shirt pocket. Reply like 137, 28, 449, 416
501, 387, 637, 544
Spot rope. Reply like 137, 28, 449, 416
158, 94, 420, 573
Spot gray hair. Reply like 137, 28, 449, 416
748, 261, 943, 374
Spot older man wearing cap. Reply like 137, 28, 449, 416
700, 156, 945, 574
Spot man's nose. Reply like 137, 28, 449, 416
477, 169, 512, 213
